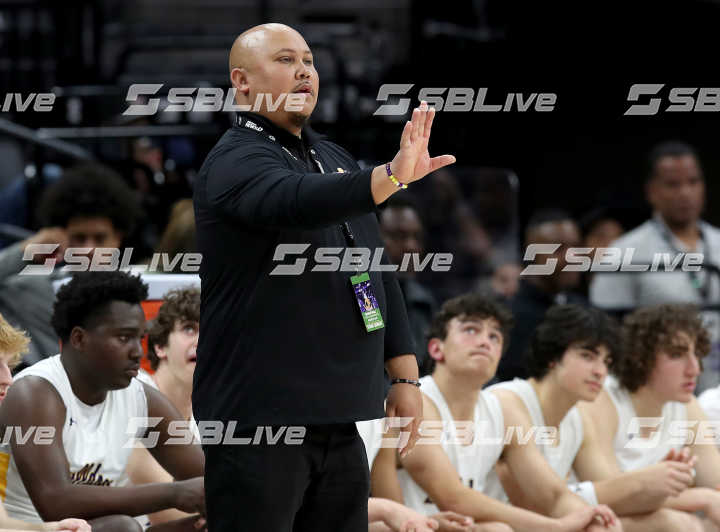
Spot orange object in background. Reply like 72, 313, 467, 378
140, 300, 164, 374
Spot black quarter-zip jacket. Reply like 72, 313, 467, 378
192, 112, 414, 428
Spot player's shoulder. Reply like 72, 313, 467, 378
1, 375, 66, 424
578, 390, 618, 434
421, 391, 443, 421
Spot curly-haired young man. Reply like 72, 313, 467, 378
581, 303, 720, 531
0, 272, 205, 532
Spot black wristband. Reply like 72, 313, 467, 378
390, 378, 421, 387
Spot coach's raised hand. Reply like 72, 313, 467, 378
371, 101, 456, 204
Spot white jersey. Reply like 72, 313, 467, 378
356, 418, 385, 471
136, 370, 200, 442
605, 375, 686, 471
0, 355, 148, 522
398, 376, 505, 515
484, 378, 584, 500
699, 386, 720, 424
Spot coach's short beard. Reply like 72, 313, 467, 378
288, 111, 310, 130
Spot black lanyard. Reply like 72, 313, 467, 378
653, 217, 712, 302
237, 114, 357, 251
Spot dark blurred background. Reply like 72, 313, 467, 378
2, 0, 720, 293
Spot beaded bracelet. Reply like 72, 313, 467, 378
385, 163, 408, 189
390, 378, 421, 387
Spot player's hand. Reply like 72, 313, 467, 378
390, 101, 455, 185
430, 511, 474, 531
172, 477, 206, 516
385, 382, 423, 459
635, 459, 697, 497
556, 505, 618, 532
663, 446, 694, 464
47, 518, 92, 532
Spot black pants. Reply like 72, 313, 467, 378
203, 423, 370, 532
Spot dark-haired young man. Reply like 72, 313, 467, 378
373, 294, 619, 531
581, 303, 720, 531
590, 142, 720, 392
488, 305, 703, 531
0, 163, 144, 366
0, 272, 205, 532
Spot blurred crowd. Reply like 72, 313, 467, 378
2, 134, 718, 390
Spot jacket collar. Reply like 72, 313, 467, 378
235, 112, 324, 148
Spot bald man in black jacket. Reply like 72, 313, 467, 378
193, 22, 455, 532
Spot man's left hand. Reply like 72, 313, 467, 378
385, 382, 423, 459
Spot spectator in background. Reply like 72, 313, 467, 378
590, 141, 720, 393
380, 195, 437, 375
129, 137, 193, 248
495, 209, 585, 382
476, 262, 522, 300
0, 163, 144, 368
413, 168, 492, 302
578, 208, 625, 298
581, 209, 625, 251
153, 199, 197, 270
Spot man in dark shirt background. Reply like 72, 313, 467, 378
192, 23, 455, 532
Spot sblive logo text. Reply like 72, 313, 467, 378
521, 245, 704, 275
374, 84, 557, 115
19, 245, 202, 274
122, 84, 308, 116
269, 244, 453, 275
624, 83, 720, 115
125, 418, 306, 447
1, 93, 55, 112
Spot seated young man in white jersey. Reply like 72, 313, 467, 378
373, 293, 619, 532
0, 313, 90, 532
489, 304, 702, 532
126, 287, 201, 526
580, 303, 720, 531
0, 272, 206, 532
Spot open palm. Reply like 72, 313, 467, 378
390, 101, 456, 184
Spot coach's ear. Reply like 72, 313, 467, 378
427, 338, 445, 364
230, 68, 250, 96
